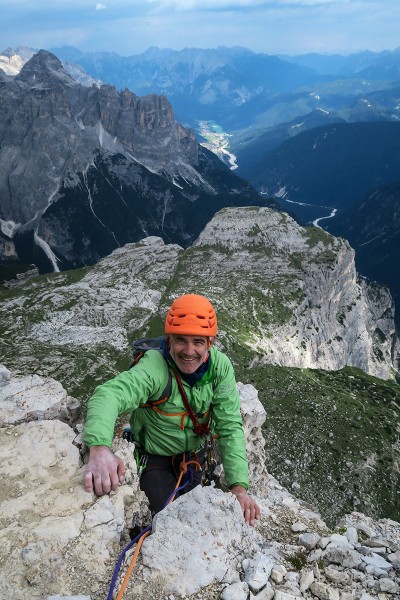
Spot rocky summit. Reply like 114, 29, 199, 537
0, 366, 399, 600
1, 207, 398, 392
0, 50, 266, 274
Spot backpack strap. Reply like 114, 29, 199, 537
141, 372, 172, 407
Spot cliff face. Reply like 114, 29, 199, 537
0, 50, 266, 272
174, 207, 398, 379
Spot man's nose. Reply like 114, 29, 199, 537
184, 341, 195, 354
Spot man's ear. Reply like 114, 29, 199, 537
207, 337, 215, 348
166, 334, 171, 348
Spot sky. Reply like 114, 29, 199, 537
1, 0, 400, 57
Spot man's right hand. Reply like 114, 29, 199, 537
84, 445, 126, 496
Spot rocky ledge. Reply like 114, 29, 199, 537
0, 365, 399, 600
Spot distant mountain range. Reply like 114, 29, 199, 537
1, 44, 399, 326
0, 50, 269, 277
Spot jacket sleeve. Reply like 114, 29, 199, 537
83, 351, 166, 448
211, 352, 249, 490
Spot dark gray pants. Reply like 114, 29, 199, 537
139, 449, 205, 515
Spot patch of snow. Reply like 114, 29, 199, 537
275, 187, 287, 199
172, 179, 183, 189
33, 232, 60, 272
0, 219, 21, 238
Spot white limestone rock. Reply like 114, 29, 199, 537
274, 591, 300, 600
140, 485, 261, 596
0, 369, 80, 425
387, 550, 400, 568
310, 580, 340, 600
361, 554, 393, 571
221, 581, 249, 600
345, 526, 359, 545
242, 551, 275, 593
379, 578, 399, 593
298, 532, 321, 550
299, 569, 315, 592
291, 522, 307, 533
0, 364, 11, 386
324, 564, 351, 585
329, 533, 354, 549
250, 584, 274, 600
237, 382, 269, 490
0, 419, 135, 600
323, 546, 363, 569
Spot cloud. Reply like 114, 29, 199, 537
145, 0, 341, 10
95, 3, 107, 9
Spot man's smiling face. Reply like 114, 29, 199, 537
167, 334, 213, 374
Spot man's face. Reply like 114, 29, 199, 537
168, 334, 213, 374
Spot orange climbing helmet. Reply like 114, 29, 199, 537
165, 294, 218, 336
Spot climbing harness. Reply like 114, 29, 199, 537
202, 434, 219, 487
106, 452, 202, 600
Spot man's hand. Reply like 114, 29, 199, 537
230, 485, 260, 526
84, 445, 126, 496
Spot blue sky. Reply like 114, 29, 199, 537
1, 0, 400, 56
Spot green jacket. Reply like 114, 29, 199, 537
83, 346, 249, 489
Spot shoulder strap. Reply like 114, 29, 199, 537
142, 371, 172, 407
171, 368, 210, 436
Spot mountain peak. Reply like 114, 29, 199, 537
17, 49, 76, 86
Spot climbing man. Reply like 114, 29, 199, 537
83, 293, 260, 526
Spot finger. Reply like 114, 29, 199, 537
244, 506, 251, 525
117, 457, 126, 479
93, 472, 110, 496
84, 470, 94, 493
110, 466, 121, 491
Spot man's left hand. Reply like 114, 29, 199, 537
230, 485, 260, 526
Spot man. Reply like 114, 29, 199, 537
83, 293, 260, 526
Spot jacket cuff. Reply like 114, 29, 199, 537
229, 482, 249, 491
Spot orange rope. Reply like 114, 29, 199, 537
167, 457, 202, 504
115, 530, 151, 600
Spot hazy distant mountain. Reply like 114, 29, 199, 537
0, 45, 100, 87
280, 48, 400, 78
4, 45, 400, 137
48, 45, 325, 127
239, 121, 400, 218
233, 109, 346, 175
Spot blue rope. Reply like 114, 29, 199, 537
165, 464, 194, 505
106, 463, 194, 599
106, 525, 152, 600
